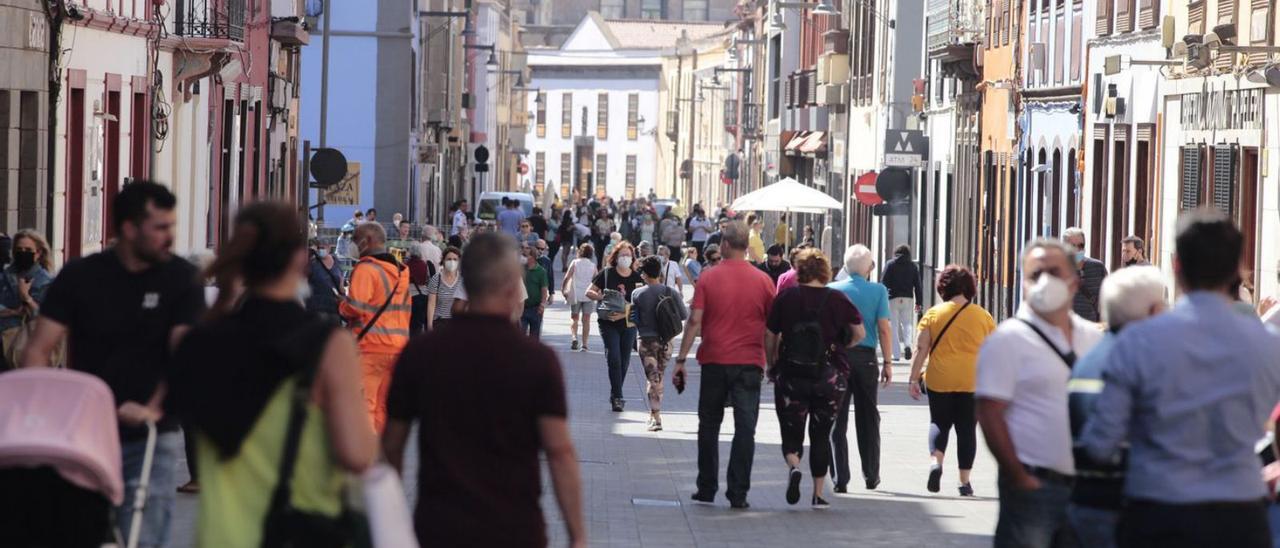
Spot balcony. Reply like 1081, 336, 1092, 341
788, 70, 818, 109
741, 103, 761, 137
925, 0, 982, 76
724, 99, 740, 131
175, 0, 246, 41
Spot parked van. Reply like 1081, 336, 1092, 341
477, 192, 535, 221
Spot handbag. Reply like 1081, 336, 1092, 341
596, 270, 628, 315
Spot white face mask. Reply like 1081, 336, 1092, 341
1025, 274, 1070, 314
444, 259, 459, 273
617, 256, 634, 269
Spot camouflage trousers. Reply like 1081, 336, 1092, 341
637, 336, 672, 411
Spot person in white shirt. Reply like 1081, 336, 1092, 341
562, 243, 599, 352
656, 245, 684, 295
976, 238, 1103, 548
450, 200, 470, 237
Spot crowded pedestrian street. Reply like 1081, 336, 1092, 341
162, 293, 1000, 547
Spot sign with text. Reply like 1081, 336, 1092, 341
883, 130, 929, 168
324, 162, 360, 205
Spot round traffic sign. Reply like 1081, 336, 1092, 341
853, 171, 882, 206
876, 167, 912, 202
474, 145, 490, 164
311, 148, 348, 187
519, 163, 529, 175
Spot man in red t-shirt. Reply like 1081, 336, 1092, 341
675, 220, 777, 509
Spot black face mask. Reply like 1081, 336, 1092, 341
11, 250, 35, 272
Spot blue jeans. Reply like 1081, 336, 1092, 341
1067, 503, 1118, 548
119, 431, 181, 548
598, 321, 637, 400
995, 472, 1076, 548
520, 306, 544, 339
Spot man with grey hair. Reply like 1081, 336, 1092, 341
976, 238, 1104, 547
1062, 227, 1108, 322
828, 244, 893, 491
675, 220, 777, 509
1066, 266, 1166, 548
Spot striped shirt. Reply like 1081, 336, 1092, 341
427, 272, 461, 320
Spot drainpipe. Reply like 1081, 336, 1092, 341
44, 2, 65, 244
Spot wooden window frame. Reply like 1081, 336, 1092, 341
536, 92, 546, 138
561, 93, 572, 138
627, 93, 639, 140
597, 93, 608, 140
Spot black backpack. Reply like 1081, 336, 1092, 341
654, 286, 685, 342
780, 289, 834, 373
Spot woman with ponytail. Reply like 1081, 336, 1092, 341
168, 202, 377, 547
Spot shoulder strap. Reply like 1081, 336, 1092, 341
1015, 318, 1077, 368
928, 302, 971, 356
358, 265, 403, 341
266, 318, 335, 519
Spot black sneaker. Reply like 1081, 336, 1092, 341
811, 495, 830, 509
690, 491, 715, 504
904, 346, 913, 360
958, 483, 974, 497
785, 468, 802, 505
833, 484, 848, 494
610, 398, 623, 412
571, 339, 579, 350
865, 477, 881, 490
729, 498, 750, 510
927, 464, 942, 493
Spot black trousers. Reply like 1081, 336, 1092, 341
927, 389, 977, 469
409, 294, 429, 335
0, 466, 111, 547
696, 364, 763, 502
775, 366, 845, 477
832, 346, 880, 487
1118, 499, 1271, 548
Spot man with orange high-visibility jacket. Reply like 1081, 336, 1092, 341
341, 221, 412, 432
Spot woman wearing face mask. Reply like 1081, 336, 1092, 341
585, 241, 643, 412
0, 230, 54, 368
426, 247, 463, 331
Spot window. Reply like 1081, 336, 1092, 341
536, 92, 546, 137
561, 93, 572, 138
683, 0, 708, 20
1189, 0, 1205, 34
625, 155, 637, 199
1215, 0, 1237, 70
600, 0, 625, 17
1249, 0, 1273, 65
596, 154, 607, 189
1054, 11, 1065, 83
627, 93, 639, 140
1139, 0, 1160, 28
641, 0, 663, 18
1002, 0, 1010, 45
597, 93, 608, 139
536, 151, 545, 189
1096, 0, 1113, 35
1071, 7, 1083, 80
560, 153, 572, 195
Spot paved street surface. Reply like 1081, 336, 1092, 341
171, 287, 998, 547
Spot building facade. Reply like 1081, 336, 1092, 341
0, 0, 51, 237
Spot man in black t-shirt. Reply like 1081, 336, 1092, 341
758, 244, 792, 284
22, 181, 204, 548
383, 233, 585, 548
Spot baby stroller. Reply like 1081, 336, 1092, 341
0, 368, 158, 548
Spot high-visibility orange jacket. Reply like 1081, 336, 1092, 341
339, 253, 413, 354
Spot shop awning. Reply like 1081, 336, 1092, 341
784, 131, 810, 156
799, 131, 827, 156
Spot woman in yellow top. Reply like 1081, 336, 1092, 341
746, 214, 766, 263
906, 265, 996, 497
169, 202, 377, 547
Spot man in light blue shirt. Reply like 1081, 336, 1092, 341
1081, 209, 1280, 548
497, 198, 526, 236
827, 244, 893, 491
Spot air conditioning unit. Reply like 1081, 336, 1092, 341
816, 53, 850, 85
816, 84, 848, 106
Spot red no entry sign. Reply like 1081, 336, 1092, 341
854, 171, 883, 206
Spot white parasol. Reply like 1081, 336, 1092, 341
729, 177, 844, 215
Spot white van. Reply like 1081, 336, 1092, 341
477, 192, 535, 221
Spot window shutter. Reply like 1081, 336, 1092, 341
1096, 0, 1113, 35
1071, 9, 1083, 80
1248, 0, 1273, 65
1138, 0, 1156, 28
1189, 0, 1205, 34
1212, 145, 1236, 214
1116, 0, 1132, 32
1213, 0, 1233, 70
1180, 146, 1202, 210
1002, 0, 1011, 44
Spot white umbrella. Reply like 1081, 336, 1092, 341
730, 177, 844, 215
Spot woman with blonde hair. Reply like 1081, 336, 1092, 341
0, 229, 54, 368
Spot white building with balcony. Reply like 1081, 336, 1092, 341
525, 13, 721, 200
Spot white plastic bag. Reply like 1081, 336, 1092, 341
361, 463, 419, 548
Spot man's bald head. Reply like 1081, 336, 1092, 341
354, 221, 387, 256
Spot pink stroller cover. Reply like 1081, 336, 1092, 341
0, 368, 123, 505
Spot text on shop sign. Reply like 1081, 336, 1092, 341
1180, 87, 1263, 131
